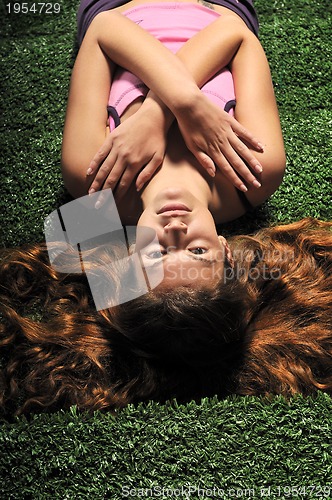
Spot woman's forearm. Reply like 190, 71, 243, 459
176, 14, 246, 87
92, 10, 201, 114
130, 14, 247, 129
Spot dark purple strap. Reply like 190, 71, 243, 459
77, 0, 259, 45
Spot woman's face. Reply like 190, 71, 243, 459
135, 188, 231, 289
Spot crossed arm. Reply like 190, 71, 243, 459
61, 10, 285, 201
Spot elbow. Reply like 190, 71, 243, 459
262, 151, 286, 199
260, 140, 286, 189
61, 155, 92, 199
249, 148, 286, 206
264, 149, 286, 193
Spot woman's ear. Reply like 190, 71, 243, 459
218, 236, 234, 267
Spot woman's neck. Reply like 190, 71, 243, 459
141, 158, 213, 210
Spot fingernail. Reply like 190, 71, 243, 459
254, 164, 263, 174
88, 188, 95, 195
207, 167, 215, 177
95, 201, 101, 210
240, 184, 248, 192
136, 183, 142, 192
253, 180, 261, 188
258, 142, 264, 152
86, 167, 93, 175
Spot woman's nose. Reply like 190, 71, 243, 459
163, 219, 188, 233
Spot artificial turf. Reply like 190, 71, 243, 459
0, 0, 331, 497
1, 395, 332, 498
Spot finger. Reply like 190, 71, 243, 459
86, 137, 114, 176
101, 158, 128, 192
87, 148, 118, 191
109, 162, 141, 202
94, 158, 126, 210
212, 151, 249, 192
219, 144, 261, 190
194, 151, 216, 178
224, 149, 262, 189
230, 136, 263, 176
230, 117, 265, 152
226, 140, 263, 189
135, 155, 164, 191
88, 152, 120, 194
113, 168, 137, 202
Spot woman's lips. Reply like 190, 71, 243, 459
157, 203, 191, 214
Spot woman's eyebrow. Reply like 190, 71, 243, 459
161, 254, 218, 266
188, 255, 218, 265
143, 254, 218, 268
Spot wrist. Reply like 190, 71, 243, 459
172, 89, 207, 120
141, 93, 174, 133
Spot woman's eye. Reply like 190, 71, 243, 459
146, 250, 164, 259
189, 247, 207, 255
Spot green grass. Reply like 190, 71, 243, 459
1, 395, 331, 498
0, 0, 331, 497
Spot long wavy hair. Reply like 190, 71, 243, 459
0, 218, 331, 417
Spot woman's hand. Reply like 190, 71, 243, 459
176, 94, 264, 192
87, 107, 167, 202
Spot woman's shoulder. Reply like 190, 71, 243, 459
77, 0, 259, 44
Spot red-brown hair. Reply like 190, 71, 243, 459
0, 218, 331, 417
229, 218, 332, 396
